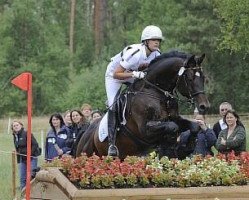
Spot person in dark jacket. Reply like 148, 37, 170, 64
68, 109, 90, 157
12, 120, 41, 190
91, 110, 103, 123
63, 110, 74, 133
213, 102, 232, 138
45, 113, 71, 162
216, 110, 246, 156
177, 114, 217, 157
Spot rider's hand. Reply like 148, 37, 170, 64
132, 71, 145, 79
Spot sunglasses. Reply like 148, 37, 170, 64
220, 109, 228, 111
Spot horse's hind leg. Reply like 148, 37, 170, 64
76, 130, 95, 157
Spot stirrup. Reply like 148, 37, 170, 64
108, 145, 119, 157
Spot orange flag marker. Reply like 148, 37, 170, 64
11, 72, 32, 200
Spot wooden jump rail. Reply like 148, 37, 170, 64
25, 168, 249, 200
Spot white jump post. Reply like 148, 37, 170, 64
7, 117, 11, 134
40, 130, 44, 157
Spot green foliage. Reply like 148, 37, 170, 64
0, 0, 70, 116
58, 60, 107, 112
0, 0, 248, 116
214, 0, 249, 55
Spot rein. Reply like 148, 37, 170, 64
142, 78, 176, 99
142, 65, 205, 105
141, 77, 190, 105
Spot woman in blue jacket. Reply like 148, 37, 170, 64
45, 113, 71, 162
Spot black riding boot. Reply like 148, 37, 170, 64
107, 109, 119, 157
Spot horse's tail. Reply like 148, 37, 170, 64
75, 120, 99, 157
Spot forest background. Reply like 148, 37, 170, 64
0, 0, 248, 117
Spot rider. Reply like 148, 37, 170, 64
105, 25, 164, 156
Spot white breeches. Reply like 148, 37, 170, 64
105, 76, 122, 109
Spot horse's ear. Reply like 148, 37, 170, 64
186, 55, 196, 68
196, 53, 205, 65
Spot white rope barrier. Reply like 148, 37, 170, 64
0, 150, 40, 159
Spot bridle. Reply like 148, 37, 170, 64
176, 66, 205, 98
142, 64, 205, 105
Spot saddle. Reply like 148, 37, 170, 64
113, 83, 131, 127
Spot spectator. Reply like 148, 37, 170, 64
81, 103, 93, 123
45, 113, 71, 162
216, 110, 246, 156
64, 110, 73, 133
69, 109, 90, 157
177, 114, 217, 158
12, 120, 41, 190
91, 110, 102, 123
213, 102, 232, 138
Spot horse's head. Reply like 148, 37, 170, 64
143, 51, 210, 115
176, 54, 210, 114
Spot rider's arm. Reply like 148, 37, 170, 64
113, 64, 133, 80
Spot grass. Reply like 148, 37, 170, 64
0, 115, 248, 199
0, 116, 48, 200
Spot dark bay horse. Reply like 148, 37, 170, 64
76, 51, 210, 159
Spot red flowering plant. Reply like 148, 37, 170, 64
215, 151, 249, 180
43, 152, 249, 189
240, 151, 249, 178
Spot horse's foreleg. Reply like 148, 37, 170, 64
174, 116, 200, 134
146, 120, 179, 159
145, 120, 179, 136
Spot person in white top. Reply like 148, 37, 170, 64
105, 25, 164, 156
213, 102, 232, 138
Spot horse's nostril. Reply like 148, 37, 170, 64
198, 104, 210, 114
199, 105, 206, 111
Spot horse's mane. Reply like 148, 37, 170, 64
149, 50, 192, 66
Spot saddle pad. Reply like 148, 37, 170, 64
98, 113, 108, 142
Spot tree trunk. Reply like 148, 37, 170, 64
69, 0, 76, 69
93, 0, 107, 57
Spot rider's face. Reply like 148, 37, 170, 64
147, 39, 161, 51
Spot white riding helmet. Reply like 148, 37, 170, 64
141, 25, 164, 42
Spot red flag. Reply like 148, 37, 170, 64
11, 72, 33, 200
11, 72, 31, 91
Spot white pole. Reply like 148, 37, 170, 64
7, 117, 11, 134
41, 130, 44, 157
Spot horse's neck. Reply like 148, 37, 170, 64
146, 74, 179, 93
